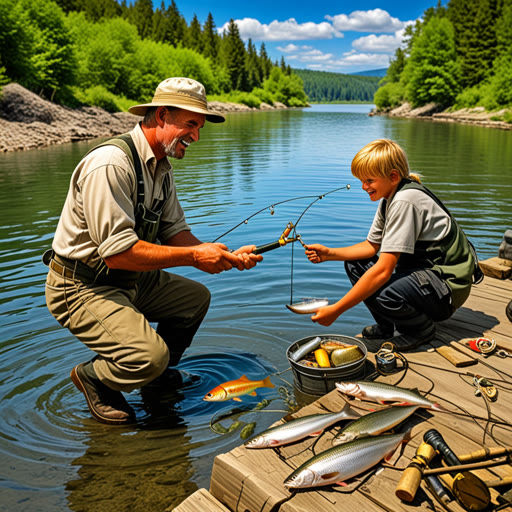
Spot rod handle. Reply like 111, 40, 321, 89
252, 240, 282, 254
396, 442, 436, 502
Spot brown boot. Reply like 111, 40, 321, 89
70, 362, 135, 425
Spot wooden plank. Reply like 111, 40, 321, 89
479, 258, 512, 279
171, 488, 231, 512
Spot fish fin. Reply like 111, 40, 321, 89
308, 430, 324, 437
233, 397, 242, 402
321, 472, 341, 481
239, 375, 250, 381
263, 376, 275, 388
335, 481, 348, 487
249, 391, 257, 396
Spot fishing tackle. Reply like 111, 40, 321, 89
465, 337, 496, 355
376, 342, 398, 373
472, 375, 498, 402
252, 222, 300, 255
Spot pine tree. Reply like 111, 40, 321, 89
202, 12, 219, 63
245, 38, 262, 89
152, 1, 169, 43
448, 0, 498, 87
186, 14, 203, 53
165, 0, 186, 47
130, 0, 154, 40
220, 19, 248, 91
259, 43, 273, 79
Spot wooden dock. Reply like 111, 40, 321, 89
173, 275, 512, 512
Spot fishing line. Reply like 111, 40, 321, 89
212, 185, 351, 243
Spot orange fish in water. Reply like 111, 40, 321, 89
203, 375, 275, 402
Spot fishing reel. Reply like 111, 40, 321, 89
252, 221, 304, 255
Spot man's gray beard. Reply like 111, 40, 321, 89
163, 137, 181, 159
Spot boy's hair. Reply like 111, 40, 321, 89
351, 139, 421, 183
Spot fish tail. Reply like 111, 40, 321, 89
263, 376, 275, 388
340, 399, 362, 418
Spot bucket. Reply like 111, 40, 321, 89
286, 334, 368, 396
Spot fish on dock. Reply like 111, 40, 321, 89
203, 375, 275, 402
332, 405, 419, 445
284, 430, 411, 489
286, 298, 328, 315
244, 401, 361, 449
335, 381, 442, 410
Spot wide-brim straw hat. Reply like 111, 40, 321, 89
129, 77, 225, 123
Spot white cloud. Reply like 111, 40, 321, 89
326, 8, 405, 33
352, 28, 407, 53
219, 18, 343, 41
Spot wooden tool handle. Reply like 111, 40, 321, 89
396, 442, 436, 502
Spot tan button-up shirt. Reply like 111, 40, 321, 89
52, 123, 190, 269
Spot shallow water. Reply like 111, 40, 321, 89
1, 104, 511, 511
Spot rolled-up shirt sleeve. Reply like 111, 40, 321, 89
79, 153, 139, 260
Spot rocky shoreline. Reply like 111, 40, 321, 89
0, 83, 288, 153
378, 101, 512, 131
1, 83, 510, 153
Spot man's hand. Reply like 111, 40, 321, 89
192, 243, 240, 274
231, 245, 263, 270
305, 244, 331, 263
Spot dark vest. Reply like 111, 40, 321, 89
384, 179, 477, 309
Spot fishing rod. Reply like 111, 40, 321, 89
211, 185, 351, 253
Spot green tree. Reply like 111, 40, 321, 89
448, 0, 498, 87
262, 67, 308, 106
220, 19, 248, 91
152, 1, 169, 42
404, 16, 460, 107
129, 0, 154, 40
0, 0, 76, 100
165, 0, 186, 47
186, 14, 203, 53
202, 12, 219, 63
259, 43, 273, 79
245, 39, 262, 90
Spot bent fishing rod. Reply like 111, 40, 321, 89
211, 184, 351, 254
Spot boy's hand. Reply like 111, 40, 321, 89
311, 304, 340, 326
305, 244, 330, 263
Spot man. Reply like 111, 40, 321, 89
45, 77, 262, 425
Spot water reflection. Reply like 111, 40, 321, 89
0, 106, 511, 511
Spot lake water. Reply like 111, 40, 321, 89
1, 104, 511, 511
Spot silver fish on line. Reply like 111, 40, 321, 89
244, 401, 361, 449
284, 430, 411, 489
286, 298, 328, 315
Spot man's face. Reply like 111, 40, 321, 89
159, 108, 206, 159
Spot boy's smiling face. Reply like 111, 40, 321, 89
360, 170, 401, 201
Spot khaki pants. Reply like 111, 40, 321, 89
45, 266, 210, 392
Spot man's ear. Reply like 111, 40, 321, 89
156, 106, 167, 126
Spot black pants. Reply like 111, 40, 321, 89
345, 258, 454, 336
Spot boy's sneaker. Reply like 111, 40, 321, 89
361, 324, 394, 340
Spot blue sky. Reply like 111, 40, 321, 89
169, 0, 441, 74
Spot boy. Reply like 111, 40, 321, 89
305, 139, 476, 351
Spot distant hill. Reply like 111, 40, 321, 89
293, 69, 381, 103
350, 68, 388, 77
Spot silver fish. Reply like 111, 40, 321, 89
335, 381, 442, 410
289, 336, 322, 362
332, 405, 419, 445
244, 401, 361, 449
286, 298, 328, 315
284, 430, 410, 488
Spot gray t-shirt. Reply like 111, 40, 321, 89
367, 187, 451, 254
52, 123, 190, 269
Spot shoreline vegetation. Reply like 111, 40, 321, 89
1, 83, 510, 154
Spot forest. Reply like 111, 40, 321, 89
375, 0, 512, 122
293, 69, 380, 103
0, 0, 308, 111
